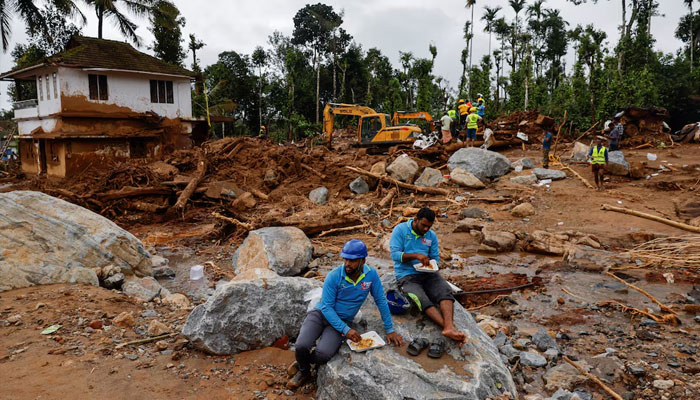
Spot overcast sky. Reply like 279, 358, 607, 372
0, 0, 690, 110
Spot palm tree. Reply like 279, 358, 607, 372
0, 0, 84, 51
465, 0, 476, 91
509, 0, 526, 68
82, 0, 155, 47
481, 6, 501, 56
685, 0, 695, 72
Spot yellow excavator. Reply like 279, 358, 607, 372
391, 111, 436, 132
323, 103, 421, 146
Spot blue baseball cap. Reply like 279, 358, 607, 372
340, 239, 368, 260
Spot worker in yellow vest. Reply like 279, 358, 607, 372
588, 136, 608, 191
466, 107, 482, 148
448, 108, 457, 141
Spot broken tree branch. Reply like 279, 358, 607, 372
116, 332, 178, 349
301, 164, 327, 179
173, 148, 207, 212
97, 186, 171, 201
604, 272, 678, 316
574, 121, 600, 142
563, 356, 623, 400
562, 166, 594, 189
345, 166, 450, 196
249, 188, 269, 201
601, 204, 700, 233
318, 223, 369, 238
212, 212, 255, 231
552, 110, 568, 156
378, 188, 397, 208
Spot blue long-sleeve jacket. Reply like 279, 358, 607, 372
389, 219, 440, 281
315, 264, 394, 335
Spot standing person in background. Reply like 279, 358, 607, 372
588, 136, 609, 191
607, 116, 623, 151
458, 99, 470, 132
541, 128, 553, 169
466, 107, 481, 148
440, 111, 453, 144
477, 99, 486, 130
447, 108, 457, 142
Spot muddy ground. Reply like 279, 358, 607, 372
1, 136, 700, 399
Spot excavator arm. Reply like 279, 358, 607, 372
324, 103, 377, 143
392, 111, 435, 132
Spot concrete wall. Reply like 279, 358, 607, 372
19, 140, 39, 175
60, 67, 192, 118
17, 118, 59, 136
34, 67, 62, 117
45, 141, 66, 177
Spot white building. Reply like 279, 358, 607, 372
0, 36, 206, 177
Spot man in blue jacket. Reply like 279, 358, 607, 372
287, 239, 403, 390
389, 208, 466, 343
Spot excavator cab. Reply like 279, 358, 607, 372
323, 103, 421, 147
360, 114, 392, 143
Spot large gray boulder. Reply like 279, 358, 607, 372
607, 151, 630, 176
182, 277, 321, 354
414, 167, 444, 187
0, 191, 152, 292
387, 155, 420, 183
572, 142, 590, 162
316, 274, 516, 400
232, 227, 312, 278
448, 148, 513, 182
533, 168, 567, 181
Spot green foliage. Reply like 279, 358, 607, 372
149, 0, 186, 66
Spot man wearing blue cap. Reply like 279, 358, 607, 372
287, 239, 402, 390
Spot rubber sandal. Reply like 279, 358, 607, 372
406, 338, 429, 356
428, 339, 445, 359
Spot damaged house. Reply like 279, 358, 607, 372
0, 36, 207, 178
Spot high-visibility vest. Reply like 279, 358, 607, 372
448, 109, 456, 119
590, 146, 607, 164
458, 103, 469, 116
467, 113, 479, 129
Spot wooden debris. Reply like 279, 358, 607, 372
97, 186, 171, 201
301, 164, 327, 179
552, 110, 568, 156
563, 356, 624, 400
620, 236, 700, 270
596, 300, 675, 324
116, 332, 178, 349
605, 272, 678, 317
562, 165, 594, 189
318, 223, 369, 238
173, 148, 207, 212
248, 188, 269, 201
378, 188, 397, 208
601, 204, 700, 233
345, 166, 450, 196
212, 212, 255, 231
574, 121, 600, 142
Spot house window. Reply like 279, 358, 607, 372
150, 80, 174, 104
52, 73, 58, 98
88, 74, 108, 100
38, 76, 43, 101
45, 75, 50, 100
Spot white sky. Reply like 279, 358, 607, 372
0, 0, 690, 110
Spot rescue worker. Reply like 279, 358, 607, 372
466, 107, 481, 148
440, 110, 453, 144
541, 127, 553, 169
607, 116, 623, 151
588, 136, 608, 191
287, 239, 402, 390
477, 99, 485, 119
447, 108, 457, 141
389, 208, 466, 358
458, 99, 470, 131
259, 125, 266, 137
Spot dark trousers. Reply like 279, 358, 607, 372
295, 309, 344, 374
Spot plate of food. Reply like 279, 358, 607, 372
415, 259, 439, 273
346, 331, 386, 352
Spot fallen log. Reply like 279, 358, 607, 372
601, 204, 700, 234
552, 110, 568, 157
173, 148, 207, 212
345, 166, 450, 196
123, 201, 167, 213
116, 333, 178, 349
563, 356, 623, 400
97, 186, 172, 201
318, 223, 369, 238
562, 165, 594, 189
378, 188, 397, 208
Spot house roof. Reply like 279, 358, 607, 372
0, 36, 196, 79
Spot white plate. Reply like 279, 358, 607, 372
415, 259, 439, 273
346, 330, 386, 352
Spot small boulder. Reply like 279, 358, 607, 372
148, 320, 171, 336
309, 187, 329, 205
454, 218, 486, 232
519, 351, 547, 367
450, 168, 486, 189
607, 151, 630, 176
414, 167, 444, 187
572, 142, 590, 162
512, 203, 536, 218
163, 293, 190, 309
122, 277, 170, 302
367, 161, 387, 187
510, 174, 538, 185
263, 168, 280, 188
151, 255, 168, 268
447, 148, 513, 182
481, 230, 517, 252
232, 227, 313, 278
532, 328, 559, 352
113, 312, 136, 328
349, 177, 370, 194
629, 161, 646, 179
103, 273, 125, 290
182, 277, 322, 354
387, 155, 420, 183
460, 207, 488, 219
533, 168, 566, 181
152, 266, 176, 279
513, 158, 535, 169
231, 192, 257, 210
